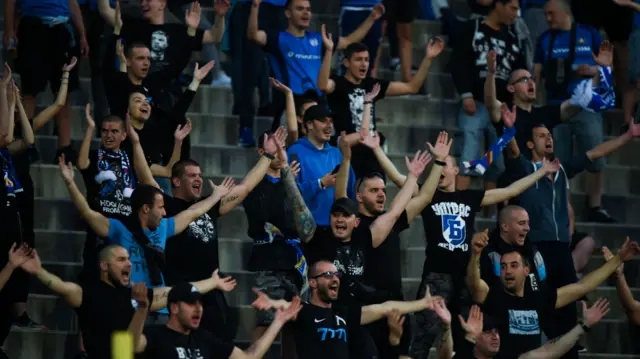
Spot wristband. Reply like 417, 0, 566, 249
434, 159, 446, 166
578, 320, 590, 332
364, 101, 373, 105
263, 152, 275, 160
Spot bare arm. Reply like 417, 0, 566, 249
0, 263, 16, 291
556, 255, 622, 308
202, 14, 226, 44
481, 161, 556, 206
466, 251, 489, 304
173, 184, 230, 234
614, 272, 640, 325
317, 25, 336, 94
97, 0, 116, 26
247, 1, 267, 46
436, 325, 454, 359
586, 130, 634, 162
128, 306, 149, 353
282, 165, 317, 242
336, 11, 378, 51
35, 267, 83, 308
7, 93, 35, 154
219, 156, 271, 216
68, 0, 87, 44
76, 106, 95, 171
369, 173, 418, 247
361, 298, 432, 325
483, 52, 503, 123
149, 137, 184, 178
32, 73, 68, 132
518, 325, 586, 359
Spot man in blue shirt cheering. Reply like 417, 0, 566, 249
248, 0, 384, 131
533, 0, 614, 223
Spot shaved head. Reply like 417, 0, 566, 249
99, 244, 126, 262
499, 205, 526, 225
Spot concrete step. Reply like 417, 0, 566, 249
6, 329, 79, 359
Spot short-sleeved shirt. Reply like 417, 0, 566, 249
20, 0, 70, 17
421, 189, 485, 275
483, 287, 557, 359
106, 218, 176, 286
76, 280, 154, 359
534, 24, 603, 103
264, 30, 335, 95
141, 325, 235, 359
294, 302, 362, 359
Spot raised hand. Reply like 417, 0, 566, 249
20, 249, 42, 274
211, 177, 235, 198
8, 243, 34, 269
132, 282, 149, 308
593, 40, 614, 67
58, 154, 75, 184
582, 298, 610, 327
433, 297, 452, 327
370, 3, 385, 20
262, 128, 283, 156
185, 1, 202, 29
251, 288, 273, 310
1, 63, 12, 87
214, 0, 231, 15
115, 39, 126, 63
290, 161, 301, 178
602, 246, 624, 277
359, 130, 381, 149
338, 131, 351, 160
321, 24, 334, 52
421, 286, 442, 311
426, 36, 445, 59
427, 131, 452, 161
114, 0, 123, 31
126, 120, 140, 144
85, 104, 95, 129
6, 80, 16, 105
252, 0, 262, 6
487, 50, 497, 74
270, 77, 292, 94
613, 0, 633, 6
501, 103, 516, 128
617, 237, 640, 262
174, 119, 193, 141
541, 157, 560, 174
405, 150, 431, 178
627, 122, 640, 137
274, 296, 302, 323
194, 60, 215, 82
472, 229, 489, 255
364, 83, 381, 103
210, 269, 237, 292
459, 305, 483, 338
62, 57, 78, 72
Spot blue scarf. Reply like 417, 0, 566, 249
1, 148, 23, 197
263, 223, 309, 295
570, 66, 616, 113
95, 148, 134, 198
463, 125, 516, 175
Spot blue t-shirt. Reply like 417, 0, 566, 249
534, 24, 602, 103
265, 30, 333, 95
340, 0, 380, 7
20, 0, 70, 18
106, 218, 176, 287
634, 1, 640, 28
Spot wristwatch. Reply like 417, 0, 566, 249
578, 320, 590, 332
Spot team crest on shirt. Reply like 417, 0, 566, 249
431, 202, 472, 252
309, 38, 319, 47
288, 51, 294, 57
578, 38, 585, 44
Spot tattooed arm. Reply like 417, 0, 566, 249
21, 250, 83, 308
282, 164, 317, 242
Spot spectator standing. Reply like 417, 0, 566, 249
248, 0, 385, 142
4, 0, 89, 162
533, 0, 614, 222
451, 0, 526, 192
382, 0, 418, 84
336, 0, 383, 77
611, 0, 640, 126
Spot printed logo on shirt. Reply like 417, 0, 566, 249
508, 309, 540, 335
316, 314, 348, 342
175, 347, 204, 359
347, 88, 375, 135
150, 30, 168, 61
472, 32, 519, 81
186, 213, 217, 243
334, 246, 364, 276
552, 46, 593, 55
309, 38, 319, 47
431, 202, 472, 252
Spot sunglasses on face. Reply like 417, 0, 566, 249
312, 271, 343, 280
510, 75, 536, 85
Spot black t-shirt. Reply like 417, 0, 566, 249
76, 280, 154, 359
327, 76, 390, 135
294, 302, 362, 359
243, 175, 300, 272
421, 189, 485, 275
164, 195, 221, 283
142, 325, 235, 359
358, 211, 409, 297
483, 287, 556, 359
121, 16, 204, 75
81, 148, 136, 220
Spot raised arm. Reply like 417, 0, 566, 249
7, 85, 35, 154
467, 230, 490, 304
219, 129, 283, 216
404, 132, 452, 222
361, 286, 439, 325
556, 238, 640, 308
1, 244, 34, 291
149, 120, 191, 178
32, 58, 77, 132
59, 156, 111, 237
603, 246, 640, 324
336, 4, 385, 50
129, 283, 150, 353
484, 50, 503, 123
125, 122, 159, 188
369, 150, 430, 247
20, 249, 83, 308
270, 79, 298, 143
386, 37, 444, 96
248, 0, 267, 46
585, 123, 640, 162
614, 0, 640, 12
3, 79, 16, 146
202, 0, 229, 44
481, 157, 560, 206
317, 25, 336, 94
173, 179, 235, 234
335, 132, 352, 200
97, 0, 117, 26
0, 64, 10, 146
359, 132, 409, 189
519, 299, 609, 359
76, 104, 95, 171
433, 298, 454, 359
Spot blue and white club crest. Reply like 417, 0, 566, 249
310, 38, 319, 47
441, 214, 466, 246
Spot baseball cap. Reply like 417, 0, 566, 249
303, 104, 332, 123
482, 314, 503, 332
167, 283, 202, 304
331, 197, 358, 216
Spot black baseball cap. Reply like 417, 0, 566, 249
331, 197, 358, 216
482, 314, 502, 332
303, 104, 332, 123
167, 283, 202, 304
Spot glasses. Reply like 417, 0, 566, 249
312, 271, 343, 280
510, 75, 536, 85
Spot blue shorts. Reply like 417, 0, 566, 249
552, 110, 605, 172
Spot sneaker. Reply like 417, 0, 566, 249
577, 344, 588, 353
587, 207, 617, 223
238, 127, 256, 148
12, 313, 47, 330
211, 72, 232, 88
54, 145, 77, 165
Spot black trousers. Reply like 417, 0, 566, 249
535, 241, 579, 359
